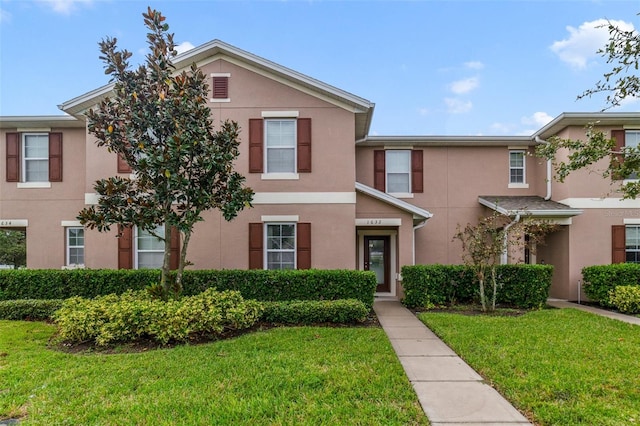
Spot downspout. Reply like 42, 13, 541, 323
501, 213, 521, 265
535, 136, 552, 200
412, 219, 428, 265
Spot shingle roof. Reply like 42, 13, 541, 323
478, 196, 583, 217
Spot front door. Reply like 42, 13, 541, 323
364, 236, 390, 292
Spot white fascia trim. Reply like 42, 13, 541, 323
355, 182, 433, 220
559, 197, 640, 209
478, 198, 583, 217
61, 220, 82, 227
0, 219, 28, 227
261, 111, 299, 118
17, 182, 51, 189
261, 215, 300, 222
252, 192, 356, 204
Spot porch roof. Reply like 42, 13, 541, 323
478, 195, 583, 217
356, 182, 433, 224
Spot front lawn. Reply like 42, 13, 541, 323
418, 308, 640, 426
0, 321, 428, 425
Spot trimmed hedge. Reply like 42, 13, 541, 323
260, 299, 369, 325
53, 288, 263, 346
582, 264, 640, 306
402, 264, 554, 309
0, 299, 64, 321
609, 286, 640, 314
0, 269, 376, 309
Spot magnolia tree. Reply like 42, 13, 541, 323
454, 211, 556, 312
78, 8, 253, 296
537, 17, 640, 197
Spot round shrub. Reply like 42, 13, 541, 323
609, 285, 640, 314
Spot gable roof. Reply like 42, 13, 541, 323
534, 112, 640, 140
59, 39, 375, 140
478, 195, 583, 218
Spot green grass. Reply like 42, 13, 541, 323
418, 308, 640, 426
0, 321, 428, 425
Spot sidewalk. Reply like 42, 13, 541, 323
547, 299, 640, 325
373, 299, 531, 426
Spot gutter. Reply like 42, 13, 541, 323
412, 219, 428, 265
535, 136, 552, 201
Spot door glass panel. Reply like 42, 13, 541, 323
368, 239, 385, 284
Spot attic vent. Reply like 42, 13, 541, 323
211, 75, 229, 99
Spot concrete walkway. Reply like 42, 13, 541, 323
373, 299, 531, 426
547, 299, 640, 325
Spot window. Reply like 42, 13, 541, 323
509, 150, 525, 184
5, 132, 62, 184
266, 223, 296, 270
373, 149, 423, 194
626, 225, 640, 263
386, 150, 411, 193
135, 225, 165, 269
265, 119, 296, 173
248, 117, 311, 175
66, 227, 85, 266
23, 134, 49, 182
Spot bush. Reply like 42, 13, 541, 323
402, 264, 553, 309
582, 264, 640, 306
53, 288, 263, 346
609, 286, 640, 314
261, 299, 369, 325
0, 299, 64, 320
0, 269, 376, 308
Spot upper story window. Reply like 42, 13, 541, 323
265, 119, 296, 173
248, 114, 312, 178
373, 149, 423, 196
66, 227, 85, 266
386, 150, 411, 193
509, 150, 526, 185
5, 132, 63, 186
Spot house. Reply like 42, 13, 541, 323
1, 40, 639, 301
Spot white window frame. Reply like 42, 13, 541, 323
66, 227, 85, 267
626, 225, 640, 263
508, 150, 528, 188
134, 225, 165, 269
21, 133, 49, 183
264, 222, 296, 270
385, 150, 412, 195
264, 118, 297, 175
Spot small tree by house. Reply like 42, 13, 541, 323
453, 211, 556, 311
78, 8, 253, 297
0, 229, 26, 268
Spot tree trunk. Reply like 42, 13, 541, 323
490, 266, 498, 311
161, 221, 171, 297
478, 267, 487, 312
176, 229, 192, 294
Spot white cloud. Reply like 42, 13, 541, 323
550, 19, 635, 69
0, 8, 11, 23
37, 0, 93, 14
444, 98, 472, 114
490, 122, 512, 134
465, 61, 484, 70
418, 108, 430, 117
175, 42, 195, 55
521, 111, 554, 127
449, 77, 479, 95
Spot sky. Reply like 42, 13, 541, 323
0, 0, 638, 136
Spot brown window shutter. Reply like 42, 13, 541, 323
212, 76, 229, 99
297, 118, 312, 173
249, 119, 264, 173
374, 150, 386, 191
612, 225, 626, 264
248, 222, 263, 269
118, 225, 133, 269
611, 130, 625, 180
48, 132, 63, 182
6, 132, 20, 182
411, 149, 423, 193
297, 223, 311, 269
117, 151, 132, 174
170, 226, 180, 270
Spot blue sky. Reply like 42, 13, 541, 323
0, 0, 638, 136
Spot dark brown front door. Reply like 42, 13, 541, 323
364, 236, 390, 292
